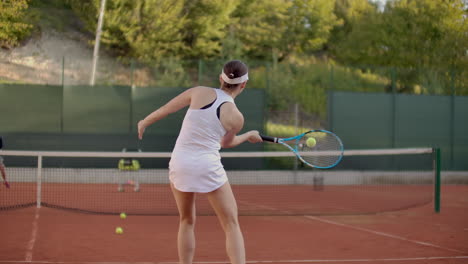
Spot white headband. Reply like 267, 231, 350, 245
221, 71, 249, 84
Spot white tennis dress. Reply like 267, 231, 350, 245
169, 88, 234, 192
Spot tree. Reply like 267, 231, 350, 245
332, 0, 467, 69
182, 0, 238, 58
328, 0, 380, 65
0, 0, 33, 49
229, 0, 291, 60
106, 0, 186, 62
228, 0, 341, 61
67, 0, 186, 62
328, 0, 377, 52
330, 0, 468, 93
280, 0, 341, 58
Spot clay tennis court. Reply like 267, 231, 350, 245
0, 185, 467, 264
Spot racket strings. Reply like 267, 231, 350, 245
298, 132, 342, 168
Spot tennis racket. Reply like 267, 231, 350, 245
261, 129, 344, 169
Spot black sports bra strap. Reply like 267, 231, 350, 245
216, 102, 228, 119
200, 98, 216, 109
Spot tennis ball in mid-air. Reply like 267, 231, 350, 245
120, 212, 127, 219
306, 137, 316, 147
115, 227, 123, 234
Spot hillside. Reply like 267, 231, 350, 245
0, 5, 118, 85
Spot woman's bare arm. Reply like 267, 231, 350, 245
138, 88, 194, 139
220, 103, 262, 148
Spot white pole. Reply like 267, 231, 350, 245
90, 0, 107, 86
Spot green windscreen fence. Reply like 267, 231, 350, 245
0, 84, 265, 153
0, 84, 63, 132
329, 91, 467, 170
454, 97, 468, 169
63, 85, 132, 133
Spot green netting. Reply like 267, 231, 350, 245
0, 84, 62, 132
63, 85, 131, 133
454, 96, 468, 169
0, 84, 265, 153
329, 92, 393, 148
330, 91, 468, 170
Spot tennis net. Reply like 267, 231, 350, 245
0, 148, 438, 215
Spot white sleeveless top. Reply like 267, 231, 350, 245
169, 88, 234, 192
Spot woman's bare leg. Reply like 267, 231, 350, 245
207, 182, 245, 264
171, 183, 196, 264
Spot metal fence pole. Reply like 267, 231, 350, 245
391, 67, 397, 148
450, 69, 455, 170
61, 56, 65, 132
198, 59, 203, 85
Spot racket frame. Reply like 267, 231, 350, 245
261, 129, 344, 169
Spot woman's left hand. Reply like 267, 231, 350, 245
137, 120, 146, 140
247, 130, 262, 143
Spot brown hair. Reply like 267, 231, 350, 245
221, 60, 248, 90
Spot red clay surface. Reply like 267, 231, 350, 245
0, 183, 433, 215
0, 185, 467, 264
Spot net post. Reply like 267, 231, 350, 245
434, 148, 441, 213
36, 155, 42, 208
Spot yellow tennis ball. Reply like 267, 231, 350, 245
120, 212, 127, 219
115, 227, 123, 234
306, 137, 316, 147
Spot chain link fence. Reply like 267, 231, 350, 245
1, 55, 466, 138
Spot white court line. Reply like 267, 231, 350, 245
304, 215, 465, 254
11, 202, 465, 263
1, 256, 468, 264
159, 256, 468, 264
0, 260, 154, 264
25, 208, 40, 261
237, 202, 465, 255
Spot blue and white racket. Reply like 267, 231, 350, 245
261, 130, 344, 169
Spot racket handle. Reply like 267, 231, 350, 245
260, 135, 278, 143
4, 181, 9, 189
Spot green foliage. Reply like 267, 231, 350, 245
66, 0, 96, 32
0, 0, 34, 49
111, 0, 186, 61
281, 0, 341, 56
29, 0, 74, 32
231, 0, 341, 60
330, 0, 467, 92
330, 0, 377, 49
266, 122, 309, 137
64, 0, 342, 62
148, 57, 191, 87
248, 59, 387, 117
380, 0, 467, 69
67, 0, 186, 61
5, 0, 466, 99
231, 0, 291, 60
183, 0, 238, 58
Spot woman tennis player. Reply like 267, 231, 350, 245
0, 137, 10, 188
137, 60, 262, 264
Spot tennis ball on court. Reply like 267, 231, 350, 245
120, 212, 127, 219
115, 227, 123, 234
306, 137, 316, 147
